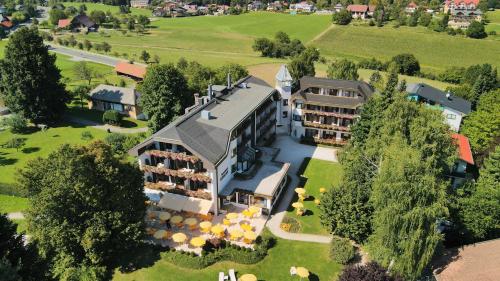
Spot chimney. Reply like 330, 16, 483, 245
227, 73, 232, 89
207, 85, 213, 100
446, 91, 451, 100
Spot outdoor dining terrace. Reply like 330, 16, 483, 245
144, 204, 267, 256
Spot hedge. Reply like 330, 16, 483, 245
330, 237, 356, 265
162, 234, 275, 269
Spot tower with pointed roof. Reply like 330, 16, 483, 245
275, 64, 293, 129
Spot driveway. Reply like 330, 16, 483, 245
266, 135, 337, 243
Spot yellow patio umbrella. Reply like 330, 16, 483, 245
296, 267, 309, 279
153, 229, 167, 239
295, 187, 306, 195
226, 212, 239, 220
184, 217, 198, 226
314, 199, 321, 205
172, 232, 187, 243
292, 202, 304, 209
211, 224, 224, 235
170, 215, 183, 224
158, 212, 171, 221
229, 229, 243, 240
238, 274, 257, 281
200, 221, 212, 229
244, 231, 257, 241
248, 206, 260, 213
242, 209, 253, 218
240, 223, 252, 232
190, 236, 206, 247
319, 187, 327, 193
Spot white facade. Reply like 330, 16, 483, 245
443, 107, 464, 132
275, 64, 293, 129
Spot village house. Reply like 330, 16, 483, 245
130, 0, 150, 8
58, 15, 98, 32
88, 84, 145, 120
0, 14, 13, 31
290, 1, 315, 13
444, 0, 482, 28
347, 4, 375, 19
247, 1, 264, 11
405, 1, 418, 13
406, 83, 471, 131
267, 1, 284, 11
333, 3, 344, 12
114, 62, 147, 81
290, 76, 374, 145
129, 76, 288, 217
450, 133, 474, 187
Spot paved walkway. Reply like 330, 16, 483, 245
7, 212, 24, 220
266, 136, 337, 244
65, 116, 148, 134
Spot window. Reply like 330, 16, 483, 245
283, 99, 288, 106
231, 147, 237, 158
282, 111, 288, 118
220, 168, 228, 180
292, 114, 302, 121
111, 103, 124, 112
295, 102, 303, 109
231, 163, 237, 173
447, 114, 456, 120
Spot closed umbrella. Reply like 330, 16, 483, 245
314, 199, 321, 205
159, 212, 171, 221
242, 209, 253, 218
190, 237, 206, 247
296, 267, 309, 279
172, 232, 187, 243
319, 187, 326, 193
292, 202, 304, 209
153, 229, 167, 239
295, 187, 306, 195
239, 274, 257, 281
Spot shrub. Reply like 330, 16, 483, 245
2, 114, 28, 133
488, 30, 497, 35
339, 262, 404, 281
102, 110, 122, 125
358, 58, 385, 71
329, 237, 355, 265
80, 131, 93, 140
2, 137, 26, 151
466, 21, 487, 39
389, 53, 420, 76
281, 216, 302, 233
104, 133, 128, 154
332, 9, 352, 25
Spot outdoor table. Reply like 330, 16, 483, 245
239, 273, 257, 281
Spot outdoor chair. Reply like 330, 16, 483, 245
218, 272, 225, 281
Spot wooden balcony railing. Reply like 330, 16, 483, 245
313, 137, 348, 146
145, 150, 200, 163
141, 165, 211, 183
303, 121, 350, 132
302, 109, 358, 119
145, 182, 212, 200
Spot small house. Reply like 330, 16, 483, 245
88, 84, 145, 120
114, 62, 147, 81
450, 133, 474, 187
334, 3, 344, 12
0, 14, 13, 30
71, 15, 98, 32
347, 4, 375, 19
130, 0, 150, 8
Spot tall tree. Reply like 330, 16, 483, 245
19, 141, 146, 280
214, 63, 248, 85
0, 27, 68, 123
139, 63, 189, 133
288, 47, 320, 80
327, 59, 359, 81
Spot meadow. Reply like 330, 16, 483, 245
485, 10, 500, 33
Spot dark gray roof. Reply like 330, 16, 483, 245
130, 76, 277, 165
73, 15, 95, 28
292, 76, 374, 108
89, 84, 139, 105
406, 83, 471, 114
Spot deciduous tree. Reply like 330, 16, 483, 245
327, 59, 359, 81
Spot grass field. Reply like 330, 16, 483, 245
0, 194, 28, 213
286, 158, 343, 235
0, 124, 108, 185
113, 232, 342, 281
486, 10, 500, 33
61, 2, 151, 17
311, 24, 500, 73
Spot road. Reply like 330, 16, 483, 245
47, 44, 124, 66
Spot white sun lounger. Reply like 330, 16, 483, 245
229, 269, 237, 281
219, 272, 225, 281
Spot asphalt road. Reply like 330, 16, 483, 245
47, 44, 123, 66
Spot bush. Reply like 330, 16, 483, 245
2, 114, 28, 133
329, 237, 355, 265
466, 21, 487, 39
102, 110, 122, 125
389, 53, 420, 76
332, 9, 352, 25
281, 216, 302, 233
488, 30, 497, 35
358, 58, 386, 71
104, 133, 127, 154
339, 262, 404, 281
80, 131, 93, 140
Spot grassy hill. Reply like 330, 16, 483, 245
311, 24, 500, 73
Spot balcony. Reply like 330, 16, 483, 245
302, 109, 358, 119
144, 182, 212, 200
145, 150, 200, 163
303, 121, 350, 132
313, 137, 348, 146
141, 165, 211, 183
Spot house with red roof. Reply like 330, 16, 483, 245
346, 4, 375, 19
58, 18, 71, 29
114, 62, 147, 81
0, 14, 13, 30
450, 133, 474, 187
405, 1, 418, 13
444, 0, 483, 29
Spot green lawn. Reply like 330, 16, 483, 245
67, 105, 148, 128
286, 158, 343, 235
311, 24, 500, 73
486, 10, 500, 33
61, 2, 152, 17
114, 233, 342, 281
0, 194, 28, 213
0, 124, 108, 185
